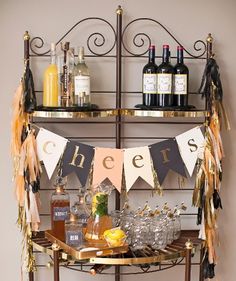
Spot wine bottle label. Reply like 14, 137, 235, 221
143, 74, 157, 94
53, 206, 70, 221
74, 76, 90, 97
174, 74, 187, 95
66, 230, 83, 246
157, 74, 173, 94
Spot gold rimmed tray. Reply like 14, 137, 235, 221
33, 108, 209, 119
120, 109, 210, 118
32, 230, 203, 265
33, 109, 119, 118
45, 230, 128, 260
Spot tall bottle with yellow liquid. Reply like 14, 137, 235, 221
43, 43, 58, 107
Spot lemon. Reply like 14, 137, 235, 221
104, 228, 126, 247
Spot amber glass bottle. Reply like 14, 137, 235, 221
50, 177, 70, 241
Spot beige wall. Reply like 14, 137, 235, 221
1, 0, 236, 280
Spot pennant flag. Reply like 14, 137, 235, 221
124, 147, 154, 192
92, 148, 123, 193
61, 141, 94, 187
36, 128, 67, 179
150, 139, 186, 185
176, 127, 205, 176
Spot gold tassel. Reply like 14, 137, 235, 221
151, 161, 163, 196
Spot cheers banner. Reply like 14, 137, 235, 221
36, 126, 205, 192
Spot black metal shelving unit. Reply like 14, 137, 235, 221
24, 5, 213, 281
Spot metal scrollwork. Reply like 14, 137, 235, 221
122, 18, 207, 58
30, 17, 116, 56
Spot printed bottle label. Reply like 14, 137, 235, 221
74, 76, 90, 97
66, 230, 83, 246
157, 73, 173, 94
143, 74, 157, 94
53, 206, 70, 221
174, 74, 187, 95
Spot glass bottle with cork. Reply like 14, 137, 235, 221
65, 213, 85, 248
43, 43, 59, 107
73, 46, 91, 107
50, 175, 70, 241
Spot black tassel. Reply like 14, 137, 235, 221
23, 65, 37, 113
197, 207, 202, 225
198, 58, 223, 109
203, 251, 215, 279
213, 189, 223, 209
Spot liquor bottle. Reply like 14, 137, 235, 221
43, 43, 58, 107
57, 42, 73, 107
73, 47, 91, 107
174, 46, 189, 107
157, 45, 174, 107
142, 45, 158, 107
50, 176, 70, 241
65, 213, 85, 248
71, 191, 90, 228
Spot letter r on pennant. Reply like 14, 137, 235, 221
160, 148, 171, 163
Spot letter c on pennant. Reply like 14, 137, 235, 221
43, 141, 56, 155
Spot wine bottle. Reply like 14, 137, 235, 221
174, 46, 189, 107
142, 45, 158, 107
73, 47, 91, 107
157, 45, 174, 107
90, 264, 111, 275
43, 43, 58, 107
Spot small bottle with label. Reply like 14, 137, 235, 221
65, 213, 85, 248
50, 176, 70, 241
73, 46, 91, 107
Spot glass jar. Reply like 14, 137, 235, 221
111, 210, 121, 227
131, 216, 149, 250
65, 213, 85, 248
173, 214, 181, 240
120, 213, 134, 245
150, 216, 167, 250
